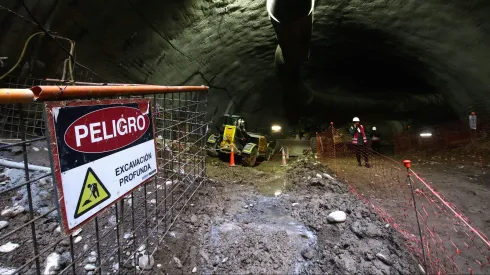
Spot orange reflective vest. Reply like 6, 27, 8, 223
352, 125, 368, 145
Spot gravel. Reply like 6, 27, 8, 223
154, 158, 421, 275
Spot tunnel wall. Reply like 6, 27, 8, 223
1, 0, 490, 129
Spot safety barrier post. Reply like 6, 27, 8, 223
330, 122, 335, 158
403, 160, 428, 274
331, 122, 336, 172
281, 147, 287, 166
229, 145, 237, 167
315, 132, 321, 159
469, 112, 486, 180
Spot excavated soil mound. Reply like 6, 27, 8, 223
153, 158, 420, 275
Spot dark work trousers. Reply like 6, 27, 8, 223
354, 144, 369, 165
371, 141, 381, 154
470, 129, 477, 144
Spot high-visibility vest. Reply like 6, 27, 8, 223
372, 135, 380, 141
352, 125, 368, 145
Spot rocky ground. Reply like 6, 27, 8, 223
395, 142, 490, 235
3, 139, 488, 274
153, 157, 422, 275
0, 139, 160, 275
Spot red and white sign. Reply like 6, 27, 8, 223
64, 106, 151, 153
45, 99, 157, 234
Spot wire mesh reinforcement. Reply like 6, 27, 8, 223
0, 85, 208, 274
0, 65, 101, 139
317, 125, 490, 275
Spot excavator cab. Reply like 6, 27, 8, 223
206, 114, 275, 166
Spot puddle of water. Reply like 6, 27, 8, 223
209, 217, 317, 275
257, 177, 293, 196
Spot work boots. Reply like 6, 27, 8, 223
358, 162, 371, 168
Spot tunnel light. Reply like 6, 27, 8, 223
420, 133, 432, 138
271, 125, 282, 133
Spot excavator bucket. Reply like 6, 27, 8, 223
273, 139, 312, 157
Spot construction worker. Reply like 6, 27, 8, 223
370, 126, 381, 154
469, 112, 477, 143
349, 117, 370, 168
469, 112, 477, 131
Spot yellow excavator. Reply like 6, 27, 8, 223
206, 115, 275, 166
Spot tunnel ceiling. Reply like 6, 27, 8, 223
1, 0, 490, 129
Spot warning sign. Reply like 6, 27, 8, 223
75, 168, 110, 219
45, 99, 158, 234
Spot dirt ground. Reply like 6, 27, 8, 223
153, 156, 421, 275
1, 138, 488, 274
397, 145, 490, 237
0, 140, 177, 275
320, 144, 490, 274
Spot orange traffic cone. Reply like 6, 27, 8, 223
281, 147, 287, 166
229, 145, 237, 167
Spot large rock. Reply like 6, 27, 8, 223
0, 221, 8, 230
1, 205, 26, 218
0, 242, 20, 253
0, 267, 16, 275
43, 252, 61, 275
139, 255, 155, 270
327, 211, 347, 223
84, 264, 96, 271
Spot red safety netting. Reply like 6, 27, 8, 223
394, 118, 490, 158
317, 125, 490, 275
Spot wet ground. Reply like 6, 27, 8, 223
395, 148, 490, 236
154, 157, 421, 275
3, 139, 486, 274
321, 148, 490, 274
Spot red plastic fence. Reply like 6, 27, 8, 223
317, 125, 490, 275
394, 119, 490, 154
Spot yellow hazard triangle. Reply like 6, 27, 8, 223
74, 168, 111, 219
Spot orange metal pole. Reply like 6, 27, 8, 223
0, 88, 35, 104
31, 85, 209, 101
43, 79, 162, 86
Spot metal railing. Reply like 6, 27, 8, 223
0, 83, 209, 274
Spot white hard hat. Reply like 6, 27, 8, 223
372, 126, 377, 130
352, 117, 360, 122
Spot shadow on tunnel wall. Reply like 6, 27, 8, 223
2, 0, 490, 134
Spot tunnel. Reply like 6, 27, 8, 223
1, 0, 489, 137
1, 1, 490, 274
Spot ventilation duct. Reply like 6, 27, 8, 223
267, 0, 315, 66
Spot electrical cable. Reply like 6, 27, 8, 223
20, 0, 77, 76
0, 31, 43, 80
0, 2, 103, 82
7, 0, 219, 91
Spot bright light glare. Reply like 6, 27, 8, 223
420, 133, 432, 137
271, 125, 282, 132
